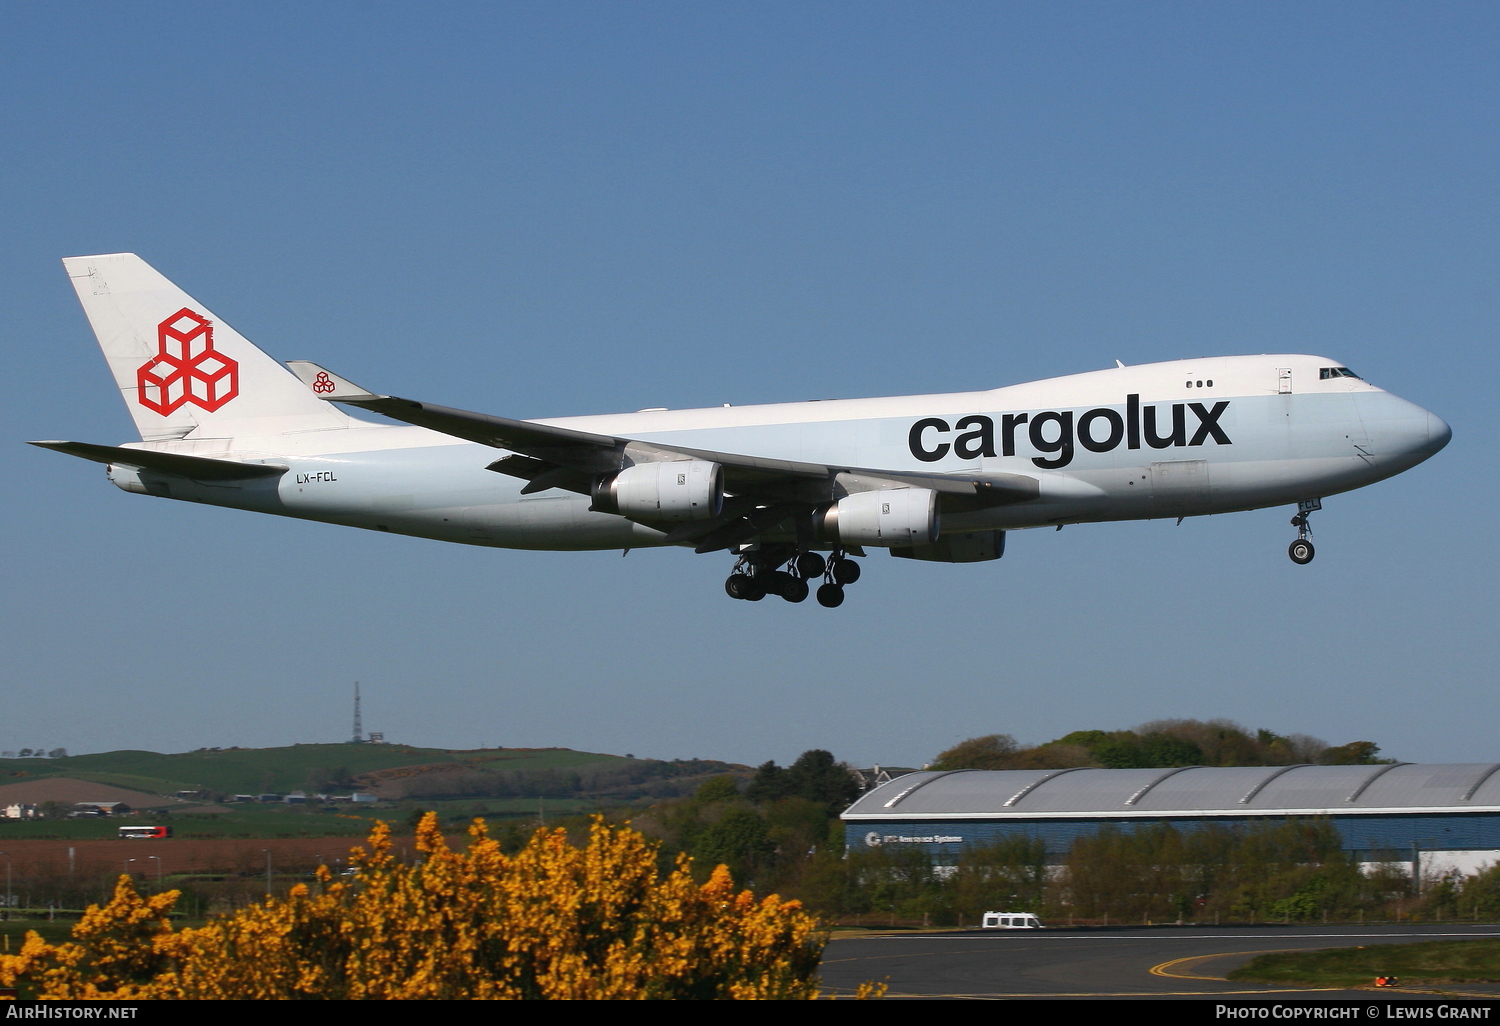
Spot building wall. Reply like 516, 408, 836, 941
845, 812, 1500, 865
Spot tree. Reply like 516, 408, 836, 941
951, 836, 1048, 917
1053, 730, 1110, 749
950, 720, 1390, 770
694, 775, 740, 803
0, 815, 850, 1000
745, 760, 793, 803
1320, 741, 1390, 766
745, 751, 860, 813
930, 735, 1021, 771
784, 751, 861, 812
1092, 733, 1203, 769
1061, 818, 1373, 923
693, 807, 775, 884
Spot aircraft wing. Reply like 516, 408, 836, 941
286, 362, 629, 470
287, 362, 1037, 549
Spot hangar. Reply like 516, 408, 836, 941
841, 764, 1500, 877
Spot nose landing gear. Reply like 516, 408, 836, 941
1288, 498, 1320, 565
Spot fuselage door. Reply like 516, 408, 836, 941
1277, 368, 1293, 394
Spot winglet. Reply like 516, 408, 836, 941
285, 361, 384, 401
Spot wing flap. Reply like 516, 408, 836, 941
484, 457, 595, 496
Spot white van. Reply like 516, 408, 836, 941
981, 912, 1042, 929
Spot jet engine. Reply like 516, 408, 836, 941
107, 463, 149, 495
591, 460, 724, 521
815, 487, 939, 547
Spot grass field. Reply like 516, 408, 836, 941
0, 919, 80, 950
1229, 939, 1500, 987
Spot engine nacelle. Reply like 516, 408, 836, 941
815, 488, 939, 547
108, 463, 149, 494
591, 460, 724, 521
107, 463, 174, 497
891, 530, 1004, 563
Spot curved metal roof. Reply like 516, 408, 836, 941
842, 764, 1500, 820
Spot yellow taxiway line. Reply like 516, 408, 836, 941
1150, 948, 1300, 981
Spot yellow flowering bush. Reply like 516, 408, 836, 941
0, 815, 842, 999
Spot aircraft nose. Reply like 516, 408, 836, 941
1426, 410, 1452, 454
1365, 393, 1450, 462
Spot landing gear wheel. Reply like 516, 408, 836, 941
830, 557, 861, 585
763, 570, 798, 599
1287, 499, 1321, 566
725, 574, 754, 599
781, 576, 809, 603
816, 583, 845, 608
794, 551, 826, 579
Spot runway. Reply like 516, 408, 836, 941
818, 923, 1500, 999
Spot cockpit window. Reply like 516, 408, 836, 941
1320, 367, 1362, 380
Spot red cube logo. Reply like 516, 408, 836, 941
136, 309, 239, 414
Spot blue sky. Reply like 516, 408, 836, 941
2, 2, 1495, 767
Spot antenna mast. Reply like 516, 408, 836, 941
351, 681, 363, 744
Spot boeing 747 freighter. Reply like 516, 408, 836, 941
34, 254, 1450, 607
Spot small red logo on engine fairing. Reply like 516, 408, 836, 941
136, 308, 239, 415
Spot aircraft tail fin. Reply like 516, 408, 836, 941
62, 253, 350, 441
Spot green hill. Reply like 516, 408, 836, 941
0, 745, 629, 798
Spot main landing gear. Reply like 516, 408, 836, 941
1288, 498, 1321, 565
724, 547, 861, 608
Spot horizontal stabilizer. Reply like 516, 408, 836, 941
29, 440, 286, 480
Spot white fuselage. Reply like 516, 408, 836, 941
105, 354, 1450, 552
